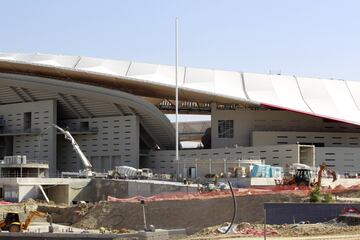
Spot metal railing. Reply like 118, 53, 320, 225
0, 128, 41, 135
0, 159, 49, 165
56, 126, 98, 134
0, 172, 46, 178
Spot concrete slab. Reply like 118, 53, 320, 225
27, 222, 90, 233
138, 230, 169, 240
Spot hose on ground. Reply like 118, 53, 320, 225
224, 177, 237, 234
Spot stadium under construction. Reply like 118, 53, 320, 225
0, 52, 359, 203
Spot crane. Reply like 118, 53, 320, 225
52, 124, 94, 178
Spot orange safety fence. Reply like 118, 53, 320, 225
107, 186, 311, 203
107, 184, 360, 203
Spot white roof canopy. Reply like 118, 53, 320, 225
0, 52, 360, 125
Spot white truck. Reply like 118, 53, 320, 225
108, 166, 153, 179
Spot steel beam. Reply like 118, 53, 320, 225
71, 95, 93, 118
131, 107, 164, 149
20, 88, 36, 101
112, 103, 124, 115
58, 93, 82, 118
9, 86, 26, 102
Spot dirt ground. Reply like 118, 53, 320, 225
336, 189, 360, 198
39, 193, 302, 234
185, 222, 360, 239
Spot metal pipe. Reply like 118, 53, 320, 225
52, 124, 92, 169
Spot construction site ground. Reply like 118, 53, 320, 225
184, 222, 360, 239
2, 184, 360, 239
182, 234, 360, 240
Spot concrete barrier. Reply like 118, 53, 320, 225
0, 232, 129, 240
264, 202, 360, 224
0, 229, 186, 240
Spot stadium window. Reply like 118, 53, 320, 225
332, 136, 342, 139
325, 159, 335, 162
218, 120, 234, 138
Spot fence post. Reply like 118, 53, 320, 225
209, 159, 212, 175
264, 208, 267, 240
195, 159, 198, 178
183, 159, 186, 178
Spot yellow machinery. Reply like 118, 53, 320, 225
275, 163, 337, 187
0, 211, 50, 232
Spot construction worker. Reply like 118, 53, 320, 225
213, 174, 218, 185
23, 203, 27, 214
99, 226, 106, 234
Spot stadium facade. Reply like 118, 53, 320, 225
0, 53, 359, 178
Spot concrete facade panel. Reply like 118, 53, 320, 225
58, 116, 140, 172
252, 131, 360, 148
0, 100, 57, 174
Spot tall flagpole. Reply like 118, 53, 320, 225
175, 18, 179, 179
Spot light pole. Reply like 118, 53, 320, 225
175, 17, 180, 180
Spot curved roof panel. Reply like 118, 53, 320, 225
0, 53, 360, 125
76, 56, 130, 76
296, 77, 360, 123
346, 81, 360, 111
244, 73, 312, 114
214, 70, 247, 100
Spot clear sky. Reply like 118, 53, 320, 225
1, 0, 360, 81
